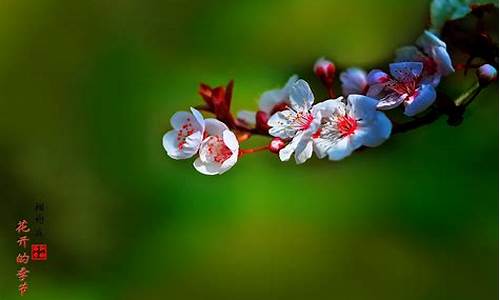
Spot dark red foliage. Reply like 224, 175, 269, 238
255, 111, 270, 132
198, 80, 236, 127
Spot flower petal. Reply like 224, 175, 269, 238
313, 136, 333, 159
305, 111, 322, 135
289, 79, 314, 110
404, 84, 436, 116
313, 139, 327, 159
182, 131, 204, 154
189, 107, 205, 131
376, 93, 406, 110
312, 98, 344, 118
222, 130, 239, 152
220, 151, 238, 173
432, 46, 455, 76
237, 110, 256, 126
367, 69, 390, 85
340, 68, 368, 95
193, 158, 223, 175
204, 118, 229, 136
417, 30, 447, 51
355, 112, 392, 147
279, 131, 304, 162
259, 89, 286, 113
170, 111, 192, 130
347, 95, 378, 123
163, 130, 182, 159
366, 83, 385, 98
294, 139, 313, 164
327, 137, 356, 161
283, 74, 299, 92
389, 62, 423, 82
395, 46, 422, 62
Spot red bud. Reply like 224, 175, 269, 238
476, 64, 497, 86
314, 57, 336, 86
268, 137, 286, 153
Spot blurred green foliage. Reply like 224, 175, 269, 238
0, 0, 497, 299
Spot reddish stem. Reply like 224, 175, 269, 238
239, 145, 269, 156
328, 85, 336, 99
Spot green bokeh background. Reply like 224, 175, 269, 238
0, 0, 498, 299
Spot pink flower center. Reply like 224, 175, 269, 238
293, 111, 314, 130
337, 115, 358, 137
387, 79, 418, 98
204, 136, 232, 164
176, 118, 195, 150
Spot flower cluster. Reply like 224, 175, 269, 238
266, 80, 391, 163
340, 31, 454, 117
162, 2, 497, 175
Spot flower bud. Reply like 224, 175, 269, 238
476, 64, 497, 85
268, 137, 286, 154
314, 57, 336, 86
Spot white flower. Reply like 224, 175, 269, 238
312, 95, 392, 161
368, 62, 437, 117
193, 119, 239, 175
163, 108, 205, 159
267, 79, 321, 164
